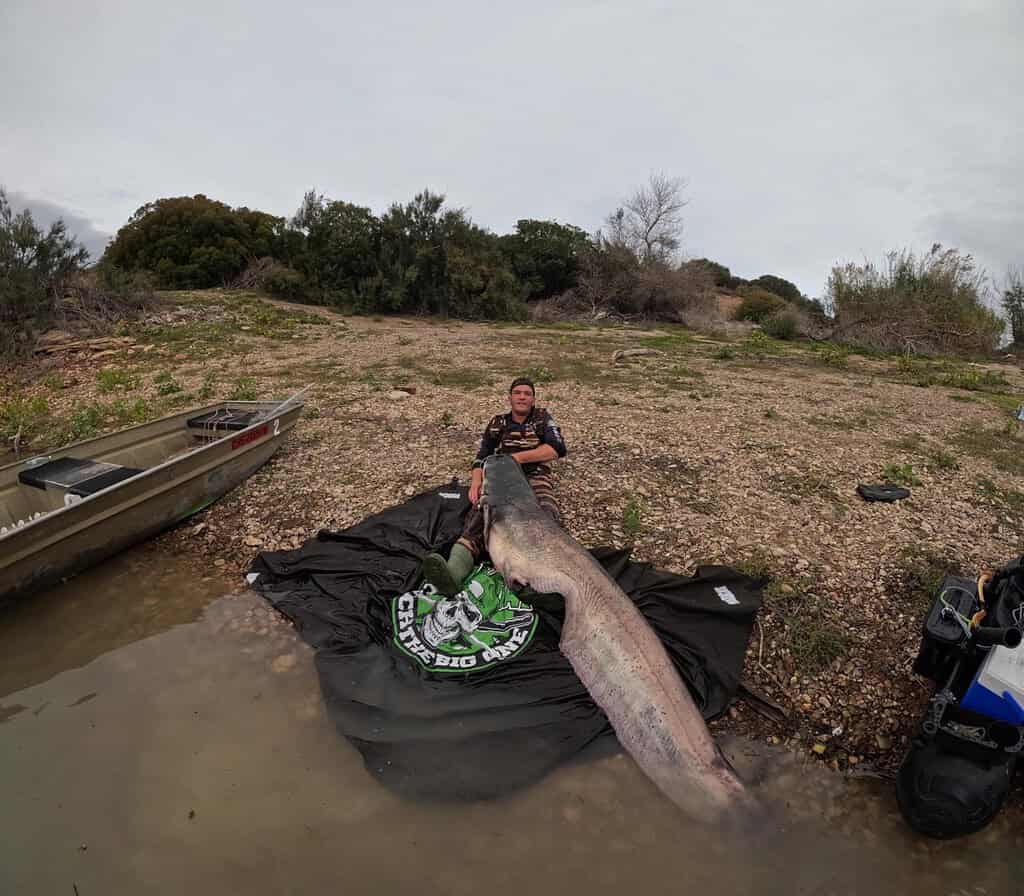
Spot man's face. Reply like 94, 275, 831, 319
509, 385, 535, 416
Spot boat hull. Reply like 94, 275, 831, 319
0, 401, 301, 607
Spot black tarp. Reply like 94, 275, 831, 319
249, 481, 763, 800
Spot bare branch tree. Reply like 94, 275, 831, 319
602, 173, 688, 264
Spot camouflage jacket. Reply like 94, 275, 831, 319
472, 407, 567, 476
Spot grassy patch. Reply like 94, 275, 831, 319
785, 613, 850, 672
953, 425, 1024, 476
735, 547, 774, 581
130, 293, 329, 357
666, 364, 704, 380
109, 397, 152, 426
881, 462, 922, 487
622, 495, 643, 540
813, 344, 850, 369
976, 477, 1024, 522
66, 404, 105, 442
228, 377, 258, 401
0, 396, 52, 445
769, 470, 843, 506
925, 447, 959, 471
891, 544, 953, 616
197, 374, 218, 401
713, 345, 736, 361
638, 330, 693, 352
430, 368, 492, 390
40, 372, 65, 390
895, 356, 1013, 394
153, 371, 183, 395
96, 368, 140, 394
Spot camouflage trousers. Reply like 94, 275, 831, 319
457, 471, 561, 559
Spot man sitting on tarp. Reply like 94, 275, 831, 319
421, 377, 567, 595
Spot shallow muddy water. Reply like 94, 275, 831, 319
1, 552, 1020, 895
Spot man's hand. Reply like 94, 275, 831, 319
468, 468, 484, 505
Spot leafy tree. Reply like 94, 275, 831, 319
375, 190, 453, 315
102, 195, 284, 288
289, 190, 380, 303
749, 274, 802, 303
499, 219, 590, 300
1003, 268, 1024, 345
1, 188, 88, 356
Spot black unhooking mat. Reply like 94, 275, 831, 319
248, 481, 763, 801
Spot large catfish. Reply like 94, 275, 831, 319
481, 454, 754, 820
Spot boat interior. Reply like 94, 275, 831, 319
0, 405, 270, 533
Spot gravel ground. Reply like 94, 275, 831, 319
5, 288, 1024, 793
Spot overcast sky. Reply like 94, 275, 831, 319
2, 0, 1021, 298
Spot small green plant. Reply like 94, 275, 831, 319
815, 344, 849, 369
228, 376, 258, 401
740, 330, 774, 359
40, 372, 64, 390
197, 374, 217, 401
67, 404, 104, 441
622, 495, 643, 539
881, 462, 922, 487
785, 614, 849, 672
153, 371, 183, 395
96, 368, 139, 393
0, 395, 51, 443
713, 345, 735, 361
440, 411, 454, 427
110, 398, 151, 426
735, 547, 773, 581
764, 407, 778, 420
926, 448, 959, 471
522, 365, 554, 383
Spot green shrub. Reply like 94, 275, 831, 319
761, 309, 798, 340
103, 194, 285, 289
1, 189, 88, 358
827, 245, 1003, 356
735, 286, 786, 322
265, 266, 310, 302
749, 274, 802, 303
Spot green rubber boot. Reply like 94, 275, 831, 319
421, 543, 474, 596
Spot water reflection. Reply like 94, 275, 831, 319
0, 541, 228, 697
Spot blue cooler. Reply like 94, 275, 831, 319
961, 644, 1024, 724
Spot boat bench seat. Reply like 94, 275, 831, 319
187, 409, 262, 432
19, 457, 144, 497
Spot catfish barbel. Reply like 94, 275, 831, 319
481, 454, 754, 820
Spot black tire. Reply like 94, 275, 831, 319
896, 738, 1016, 839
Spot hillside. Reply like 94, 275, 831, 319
4, 288, 1024, 783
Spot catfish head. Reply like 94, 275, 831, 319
481, 455, 565, 594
